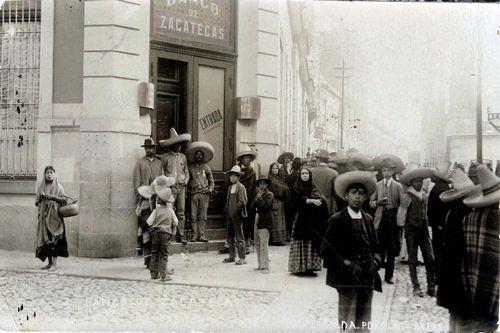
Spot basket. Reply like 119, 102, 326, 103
58, 196, 79, 218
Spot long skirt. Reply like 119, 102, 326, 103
288, 239, 322, 273
270, 199, 287, 244
36, 223, 69, 262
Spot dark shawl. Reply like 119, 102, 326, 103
35, 175, 68, 261
238, 163, 257, 203
291, 168, 328, 248
268, 163, 290, 202
427, 179, 451, 228
461, 205, 499, 319
437, 200, 471, 314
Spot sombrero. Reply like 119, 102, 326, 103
156, 187, 174, 203
235, 144, 257, 161
463, 165, 500, 208
329, 149, 350, 164
226, 165, 243, 176
159, 128, 191, 147
185, 141, 214, 163
432, 168, 451, 183
373, 154, 405, 174
348, 152, 374, 171
440, 169, 480, 202
399, 167, 435, 186
138, 175, 176, 199
277, 152, 294, 164
334, 170, 377, 200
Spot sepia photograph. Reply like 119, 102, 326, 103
0, 0, 499, 332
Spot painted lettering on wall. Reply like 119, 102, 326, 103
199, 109, 223, 133
152, 0, 232, 50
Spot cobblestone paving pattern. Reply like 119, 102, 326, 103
0, 270, 279, 332
387, 262, 448, 333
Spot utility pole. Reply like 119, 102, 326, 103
475, 18, 483, 164
334, 59, 352, 149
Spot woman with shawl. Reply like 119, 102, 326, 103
268, 162, 290, 245
288, 166, 329, 276
35, 166, 68, 270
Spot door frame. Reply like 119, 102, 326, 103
150, 49, 235, 172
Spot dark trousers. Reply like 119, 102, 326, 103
227, 213, 246, 260
406, 226, 435, 289
378, 209, 399, 281
139, 209, 152, 265
431, 226, 444, 283
338, 287, 373, 333
149, 230, 172, 278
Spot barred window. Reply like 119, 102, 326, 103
0, 0, 40, 179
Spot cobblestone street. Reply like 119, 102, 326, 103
0, 248, 456, 332
387, 261, 449, 332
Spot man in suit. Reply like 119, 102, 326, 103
369, 156, 404, 284
320, 171, 381, 333
311, 149, 339, 215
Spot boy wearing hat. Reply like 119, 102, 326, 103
222, 165, 248, 265
369, 155, 405, 284
252, 175, 274, 273
236, 145, 259, 254
160, 128, 192, 244
460, 165, 500, 333
186, 141, 215, 242
147, 186, 178, 282
398, 167, 436, 297
320, 171, 381, 332
133, 138, 164, 265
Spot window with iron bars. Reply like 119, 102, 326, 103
0, 0, 40, 179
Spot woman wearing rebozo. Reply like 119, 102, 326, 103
35, 165, 69, 270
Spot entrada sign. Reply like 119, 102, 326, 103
151, 0, 234, 53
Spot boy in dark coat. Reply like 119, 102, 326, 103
252, 175, 274, 273
320, 170, 381, 333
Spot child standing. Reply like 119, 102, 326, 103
222, 165, 248, 265
253, 176, 274, 273
147, 186, 178, 282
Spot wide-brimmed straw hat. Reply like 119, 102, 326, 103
373, 154, 405, 173
255, 175, 271, 187
235, 144, 257, 161
329, 149, 350, 164
159, 128, 191, 147
399, 167, 435, 186
226, 165, 243, 176
348, 152, 374, 171
141, 137, 156, 148
137, 175, 176, 199
463, 165, 500, 208
334, 170, 377, 200
156, 187, 174, 203
440, 169, 479, 202
185, 141, 214, 163
277, 152, 294, 164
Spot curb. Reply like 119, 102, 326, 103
378, 275, 398, 333
0, 268, 281, 294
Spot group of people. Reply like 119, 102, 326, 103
33, 129, 499, 332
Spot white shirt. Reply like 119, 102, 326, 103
348, 206, 362, 219
384, 178, 393, 187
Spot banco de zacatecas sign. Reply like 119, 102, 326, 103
152, 0, 234, 52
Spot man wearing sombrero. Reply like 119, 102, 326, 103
160, 128, 192, 245
277, 151, 294, 181
436, 169, 478, 333
460, 165, 499, 333
369, 154, 405, 285
186, 141, 215, 243
397, 166, 436, 297
320, 170, 381, 332
133, 138, 164, 264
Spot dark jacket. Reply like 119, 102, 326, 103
427, 180, 450, 229
320, 208, 382, 292
252, 189, 274, 230
224, 182, 248, 218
